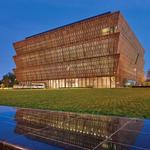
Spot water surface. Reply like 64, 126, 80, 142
0, 106, 149, 150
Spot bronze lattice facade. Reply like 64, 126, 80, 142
13, 11, 144, 88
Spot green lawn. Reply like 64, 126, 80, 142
0, 88, 150, 118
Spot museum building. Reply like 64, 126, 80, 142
13, 11, 144, 88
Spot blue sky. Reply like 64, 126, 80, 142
0, 0, 149, 79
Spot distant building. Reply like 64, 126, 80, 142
13, 11, 144, 88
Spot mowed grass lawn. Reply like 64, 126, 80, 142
0, 88, 150, 118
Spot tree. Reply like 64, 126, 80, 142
147, 69, 150, 81
1, 72, 18, 87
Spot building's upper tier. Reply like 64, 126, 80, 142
13, 11, 144, 56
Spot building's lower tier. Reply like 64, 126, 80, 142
17, 76, 116, 89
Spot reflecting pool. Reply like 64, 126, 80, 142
0, 106, 149, 150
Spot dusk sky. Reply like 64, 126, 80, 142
0, 0, 149, 79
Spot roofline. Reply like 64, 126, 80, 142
26, 11, 119, 39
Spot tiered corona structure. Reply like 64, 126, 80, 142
13, 11, 144, 88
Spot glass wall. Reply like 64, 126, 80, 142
48, 77, 115, 88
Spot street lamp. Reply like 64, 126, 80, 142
134, 68, 137, 85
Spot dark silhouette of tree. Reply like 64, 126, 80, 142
1, 72, 18, 87
147, 70, 150, 81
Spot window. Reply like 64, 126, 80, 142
101, 27, 110, 35
101, 26, 117, 35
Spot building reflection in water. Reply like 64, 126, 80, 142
14, 109, 143, 150
0, 141, 28, 150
